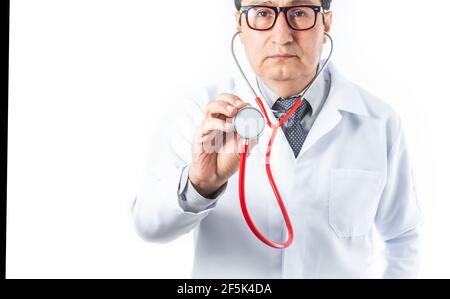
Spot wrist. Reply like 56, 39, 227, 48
188, 173, 225, 199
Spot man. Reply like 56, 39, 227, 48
132, 0, 422, 278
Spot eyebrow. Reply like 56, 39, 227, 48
245, 0, 316, 6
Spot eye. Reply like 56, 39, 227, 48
292, 9, 306, 17
254, 8, 273, 18
258, 11, 268, 17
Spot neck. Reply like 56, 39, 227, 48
263, 66, 320, 99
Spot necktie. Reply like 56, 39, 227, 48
272, 97, 311, 158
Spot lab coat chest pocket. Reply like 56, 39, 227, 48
329, 169, 384, 238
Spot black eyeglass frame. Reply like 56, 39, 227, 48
239, 5, 324, 31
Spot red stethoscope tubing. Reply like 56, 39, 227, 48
238, 96, 303, 249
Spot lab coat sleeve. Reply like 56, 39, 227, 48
131, 90, 226, 244
178, 164, 227, 213
374, 119, 423, 279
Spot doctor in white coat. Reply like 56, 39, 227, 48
132, 0, 422, 279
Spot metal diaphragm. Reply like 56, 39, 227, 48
233, 106, 266, 140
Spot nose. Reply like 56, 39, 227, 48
271, 12, 294, 45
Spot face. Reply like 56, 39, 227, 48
235, 0, 332, 84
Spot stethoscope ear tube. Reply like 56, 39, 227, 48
233, 31, 334, 249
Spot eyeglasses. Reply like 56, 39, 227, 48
240, 5, 324, 31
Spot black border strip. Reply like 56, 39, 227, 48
2, 0, 10, 280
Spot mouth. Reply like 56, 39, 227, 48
267, 54, 298, 60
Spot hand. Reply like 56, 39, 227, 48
189, 93, 258, 198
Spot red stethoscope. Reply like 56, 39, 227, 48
231, 31, 334, 249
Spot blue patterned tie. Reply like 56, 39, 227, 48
272, 97, 311, 158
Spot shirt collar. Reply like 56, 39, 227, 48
256, 62, 330, 119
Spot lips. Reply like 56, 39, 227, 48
268, 54, 297, 59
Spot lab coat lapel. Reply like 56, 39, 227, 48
298, 85, 342, 159
298, 63, 370, 159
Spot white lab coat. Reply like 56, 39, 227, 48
132, 63, 422, 279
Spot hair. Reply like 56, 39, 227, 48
234, 0, 332, 11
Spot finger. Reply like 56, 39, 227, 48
200, 128, 231, 144
194, 126, 213, 145
218, 93, 249, 109
201, 118, 234, 137
199, 131, 218, 144
205, 100, 239, 119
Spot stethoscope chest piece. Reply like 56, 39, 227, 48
233, 106, 266, 140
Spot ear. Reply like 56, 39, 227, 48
323, 11, 333, 33
323, 11, 333, 43
235, 11, 243, 33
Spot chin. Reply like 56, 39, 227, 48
265, 68, 300, 82
260, 60, 301, 80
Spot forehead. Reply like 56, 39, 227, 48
241, 0, 320, 6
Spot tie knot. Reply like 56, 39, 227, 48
273, 97, 311, 121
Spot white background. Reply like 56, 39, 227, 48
7, 0, 450, 278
